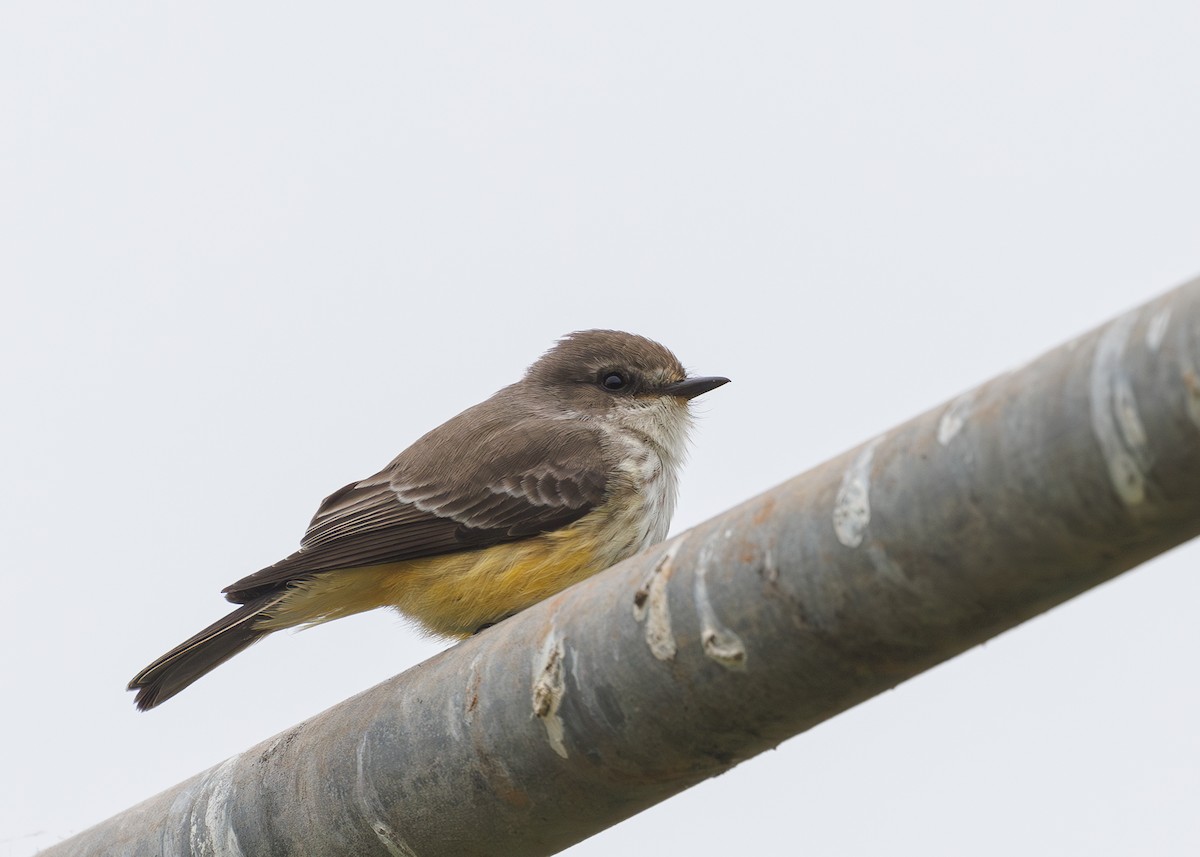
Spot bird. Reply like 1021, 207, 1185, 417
128, 329, 729, 709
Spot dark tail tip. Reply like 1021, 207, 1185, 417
128, 598, 276, 710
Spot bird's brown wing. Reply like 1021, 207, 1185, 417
222, 416, 609, 603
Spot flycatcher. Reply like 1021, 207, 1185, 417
129, 329, 728, 710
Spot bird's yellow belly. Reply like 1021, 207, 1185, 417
259, 510, 630, 637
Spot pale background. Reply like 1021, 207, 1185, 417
3, 3, 1200, 855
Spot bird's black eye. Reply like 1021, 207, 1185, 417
601, 372, 628, 391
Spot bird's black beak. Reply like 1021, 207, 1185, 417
661, 376, 731, 400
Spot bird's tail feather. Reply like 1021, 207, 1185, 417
128, 594, 284, 711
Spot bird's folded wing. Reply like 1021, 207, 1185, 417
222, 428, 608, 603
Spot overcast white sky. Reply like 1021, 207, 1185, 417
3, 3, 1200, 855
